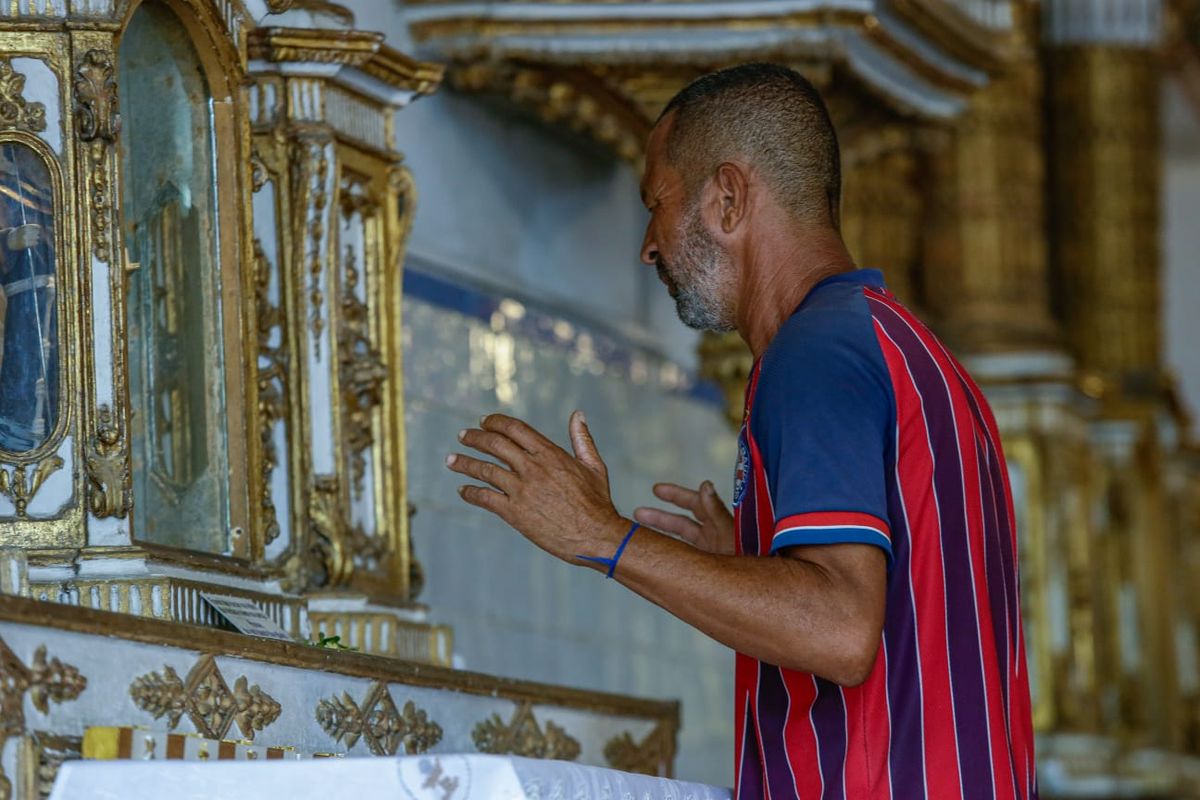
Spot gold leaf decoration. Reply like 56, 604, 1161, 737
0, 456, 64, 519
128, 665, 187, 729
254, 238, 287, 545
130, 656, 280, 741
316, 682, 441, 755
27, 647, 86, 715
233, 676, 282, 741
0, 637, 86, 800
472, 701, 580, 761
603, 720, 676, 777
264, 0, 354, 25
289, 134, 330, 357
73, 49, 120, 143
86, 404, 131, 519
315, 691, 364, 748
0, 59, 46, 133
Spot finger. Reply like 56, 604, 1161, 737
699, 480, 733, 521
568, 410, 607, 477
458, 428, 528, 470
481, 414, 558, 455
458, 484, 507, 514
652, 482, 703, 512
445, 453, 515, 493
633, 506, 702, 542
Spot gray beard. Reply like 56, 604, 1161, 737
669, 206, 736, 333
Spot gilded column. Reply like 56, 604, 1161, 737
1043, 0, 1178, 751
841, 128, 923, 308
922, 59, 1057, 354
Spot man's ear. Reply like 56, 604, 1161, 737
713, 161, 750, 235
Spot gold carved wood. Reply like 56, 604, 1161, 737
0, 59, 46, 134
315, 681, 443, 755
128, 654, 281, 742
603, 720, 677, 778
1047, 46, 1164, 392
0, 638, 86, 800
472, 701, 581, 761
922, 62, 1057, 353
85, 404, 130, 519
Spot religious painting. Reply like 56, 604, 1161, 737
0, 140, 57, 455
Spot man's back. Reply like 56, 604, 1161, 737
733, 269, 1036, 800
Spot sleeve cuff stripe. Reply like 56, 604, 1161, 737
774, 512, 890, 539
775, 524, 891, 541
769, 528, 894, 564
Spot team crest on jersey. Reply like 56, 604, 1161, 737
732, 425, 750, 508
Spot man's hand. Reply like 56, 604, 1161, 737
446, 410, 629, 565
633, 481, 735, 555
6, 223, 41, 251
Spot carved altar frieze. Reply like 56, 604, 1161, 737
128, 655, 281, 742
316, 681, 442, 756
603, 720, 676, 777
472, 701, 581, 762
0, 638, 85, 800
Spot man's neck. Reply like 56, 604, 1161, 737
734, 225, 855, 358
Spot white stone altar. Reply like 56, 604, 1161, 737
49, 754, 732, 800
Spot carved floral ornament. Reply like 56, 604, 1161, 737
0, 637, 86, 800
472, 701, 581, 762
0, 59, 46, 134
316, 681, 442, 756
129, 655, 281, 741
74, 49, 120, 144
86, 405, 131, 520
0, 457, 64, 519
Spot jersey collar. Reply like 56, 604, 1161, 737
811, 268, 886, 290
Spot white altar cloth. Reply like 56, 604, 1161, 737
49, 753, 733, 800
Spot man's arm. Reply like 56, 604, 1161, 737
447, 411, 886, 687
611, 520, 885, 685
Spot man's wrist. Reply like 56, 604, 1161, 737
575, 516, 640, 576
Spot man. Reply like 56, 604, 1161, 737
447, 63, 1036, 799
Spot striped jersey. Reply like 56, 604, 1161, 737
731, 269, 1036, 800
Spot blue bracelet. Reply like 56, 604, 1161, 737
576, 522, 641, 579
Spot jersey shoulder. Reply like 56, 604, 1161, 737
757, 279, 890, 393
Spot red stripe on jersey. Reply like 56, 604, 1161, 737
774, 511, 891, 541
871, 320, 965, 798
843, 644, 891, 798
781, 672, 823, 798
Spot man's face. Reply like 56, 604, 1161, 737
639, 121, 736, 333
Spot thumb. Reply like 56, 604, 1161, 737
569, 410, 606, 476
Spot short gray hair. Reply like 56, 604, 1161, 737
659, 63, 841, 228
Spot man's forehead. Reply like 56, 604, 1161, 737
640, 118, 673, 199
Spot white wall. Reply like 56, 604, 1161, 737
391, 84, 739, 786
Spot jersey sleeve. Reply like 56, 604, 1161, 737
751, 326, 894, 563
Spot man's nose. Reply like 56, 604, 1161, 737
640, 233, 659, 267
